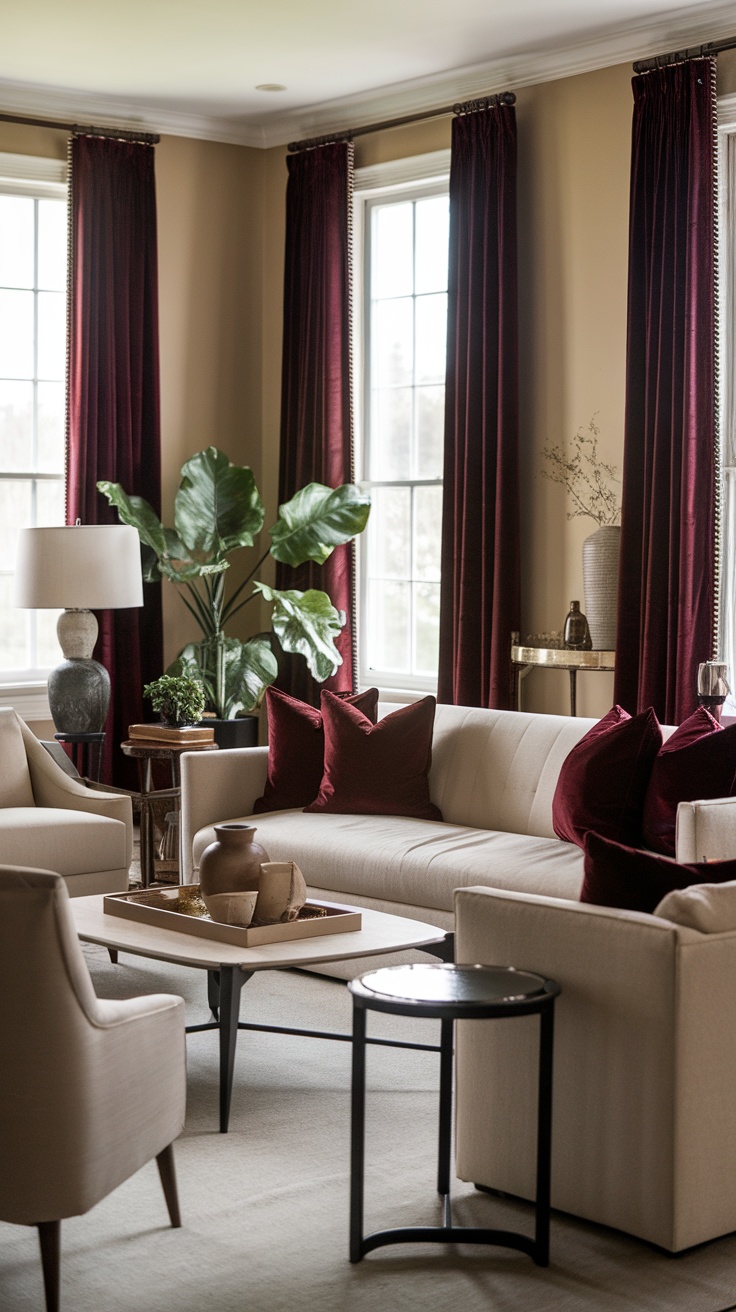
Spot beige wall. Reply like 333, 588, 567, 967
5, 45, 732, 726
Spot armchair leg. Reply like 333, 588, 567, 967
37, 1220, 60, 1312
156, 1143, 181, 1228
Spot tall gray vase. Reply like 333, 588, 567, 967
582, 525, 621, 651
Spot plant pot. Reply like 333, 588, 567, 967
582, 525, 621, 651
198, 716, 259, 749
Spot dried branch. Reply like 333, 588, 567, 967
541, 415, 620, 527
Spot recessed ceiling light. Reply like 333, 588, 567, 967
255, 84, 287, 92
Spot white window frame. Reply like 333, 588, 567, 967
0, 152, 68, 720
353, 150, 450, 700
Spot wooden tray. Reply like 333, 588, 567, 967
103, 885, 362, 947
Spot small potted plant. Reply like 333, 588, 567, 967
143, 675, 206, 728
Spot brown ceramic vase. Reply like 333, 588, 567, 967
198, 823, 271, 909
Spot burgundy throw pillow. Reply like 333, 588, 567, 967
552, 705, 662, 848
305, 692, 442, 821
253, 686, 379, 813
580, 830, 736, 915
642, 706, 736, 857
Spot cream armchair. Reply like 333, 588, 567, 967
0, 866, 186, 1311
0, 708, 132, 894
454, 882, 736, 1252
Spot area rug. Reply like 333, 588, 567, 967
2, 949, 736, 1312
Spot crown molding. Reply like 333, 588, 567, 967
0, 1, 734, 151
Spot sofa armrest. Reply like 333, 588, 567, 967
676, 795, 736, 863
180, 746, 269, 882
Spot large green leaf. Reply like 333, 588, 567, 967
269, 482, 371, 568
97, 482, 168, 557
169, 636, 278, 718
174, 447, 265, 560
257, 582, 343, 682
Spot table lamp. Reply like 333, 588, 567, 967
14, 523, 144, 734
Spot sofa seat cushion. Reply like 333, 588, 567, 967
192, 812, 585, 913
0, 809, 127, 876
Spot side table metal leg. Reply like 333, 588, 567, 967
218, 966, 251, 1133
350, 999, 367, 1263
437, 1016, 454, 1210
569, 669, 577, 717
534, 1003, 556, 1267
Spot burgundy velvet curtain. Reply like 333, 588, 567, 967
275, 142, 355, 705
437, 103, 520, 709
67, 135, 163, 785
614, 60, 716, 727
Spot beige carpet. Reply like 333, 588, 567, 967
3, 950, 736, 1312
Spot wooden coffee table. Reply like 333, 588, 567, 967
70, 896, 452, 1132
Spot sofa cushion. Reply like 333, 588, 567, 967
253, 686, 379, 813
0, 709, 35, 808
642, 707, 736, 857
0, 809, 127, 876
552, 705, 662, 848
306, 693, 442, 821
580, 831, 736, 914
655, 880, 736, 932
193, 811, 585, 913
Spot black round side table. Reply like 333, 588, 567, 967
348, 962, 561, 1267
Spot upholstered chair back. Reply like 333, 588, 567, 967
0, 707, 35, 807
0, 866, 186, 1227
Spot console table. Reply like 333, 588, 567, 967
511, 640, 615, 716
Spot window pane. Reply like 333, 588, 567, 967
372, 202, 413, 299
37, 381, 65, 472
415, 385, 444, 480
0, 196, 34, 289
0, 380, 33, 471
37, 291, 65, 380
415, 196, 449, 295
414, 292, 447, 385
373, 297, 413, 387
38, 199, 67, 291
413, 486, 443, 582
0, 574, 28, 669
370, 387, 411, 481
37, 479, 65, 527
0, 479, 32, 565
414, 581, 440, 675
0, 289, 34, 379
368, 486, 411, 579
367, 579, 410, 673
36, 606, 62, 668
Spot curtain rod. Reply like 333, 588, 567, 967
0, 109, 159, 144
634, 34, 736, 73
287, 91, 516, 153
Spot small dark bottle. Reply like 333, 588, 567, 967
563, 600, 592, 650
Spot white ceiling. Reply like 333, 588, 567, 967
0, 0, 735, 147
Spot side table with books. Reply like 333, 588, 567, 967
122, 724, 219, 888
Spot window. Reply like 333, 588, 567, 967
354, 153, 450, 694
0, 154, 67, 689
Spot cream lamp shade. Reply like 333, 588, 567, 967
14, 523, 144, 736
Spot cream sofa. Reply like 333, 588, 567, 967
180, 703, 689, 930
0, 708, 132, 895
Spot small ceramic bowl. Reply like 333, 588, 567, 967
202, 889, 259, 928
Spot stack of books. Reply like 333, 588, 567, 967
127, 723, 216, 744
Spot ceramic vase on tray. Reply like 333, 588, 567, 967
198, 823, 307, 927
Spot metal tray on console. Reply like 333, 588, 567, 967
103, 885, 362, 948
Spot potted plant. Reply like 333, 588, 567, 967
541, 415, 621, 650
98, 447, 370, 746
143, 674, 206, 728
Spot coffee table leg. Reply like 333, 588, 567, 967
350, 998, 367, 1263
218, 966, 252, 1133
207, 969, 220, 1021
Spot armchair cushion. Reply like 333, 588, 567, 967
655, 879, 736, 932
642, 707, 736, 856
552, 705, 662, 848
581, 830, 736, 914
0, 807, 127, 878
